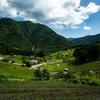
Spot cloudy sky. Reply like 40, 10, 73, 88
0, 0, 100, 38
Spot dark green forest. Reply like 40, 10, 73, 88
0, 42, 33, 56
73, 42, 100, 63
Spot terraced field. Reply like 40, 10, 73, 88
0, 81, 100, 100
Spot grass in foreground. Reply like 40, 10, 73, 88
0, 81, 100, 100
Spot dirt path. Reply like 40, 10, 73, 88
13, 63, 22, 65
50, 71, 67, 74
30, 63, 46, 69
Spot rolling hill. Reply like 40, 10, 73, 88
0, 18, 72, 53
67, 33, 100, 45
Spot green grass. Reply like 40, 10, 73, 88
66, 61, 100, 72
0, 61, 35, 79
39, 63, 65, 72
0, 48, 100, 80
0, 81, 100, 100
38, 61, 100, 72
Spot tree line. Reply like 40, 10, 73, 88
73, 42, 100, 63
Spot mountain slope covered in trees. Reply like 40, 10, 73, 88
0, 18, 72, 54
67, 34, 100, 45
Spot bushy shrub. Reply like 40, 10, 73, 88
64, 72, 75, 80
81, 80, 87, 84
66, 79, 72, 82
72, 79, 80, 84
89, 79, 100, 86
0, 78, 7, 82
54, 71, 64, 79
58, 78, 64, 82
34, 68, 50, 81
25, 77, 31, 81
42, 69, 50, 80
34, 67, 42, 80
66, 78, 80, 84
80, 77, 100, 86
0, 73, 10, 82
53, 71, 75, 81
89, 80, 98, 86
80, 77, 91, 84
81, 71, 88, 76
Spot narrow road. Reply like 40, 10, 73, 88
30, 60, 62, 69
30, 63, 46, 69
13, 63, 22, 65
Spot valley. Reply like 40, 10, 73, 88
0, 18, 100, 100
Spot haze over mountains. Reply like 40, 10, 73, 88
0, 18, 72, 53
67, 33, 100, 45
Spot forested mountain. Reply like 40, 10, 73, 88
67, 34, 100, 45
0, 18, 72, 54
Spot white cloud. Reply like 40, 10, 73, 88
78, 2, 100, 15
83, 26, 91, 30
0, 0, 18, 18
0, 0, 100, 29
51, 24, 65, 30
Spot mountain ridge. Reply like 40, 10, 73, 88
0, 18, 72, 54
67, 33, 100, 45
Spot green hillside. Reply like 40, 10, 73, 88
0, 18, 72, 53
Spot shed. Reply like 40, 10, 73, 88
0, 57, 4, 61
31, 60, 38, 63
65, 68, 68, 71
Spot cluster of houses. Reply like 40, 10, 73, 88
0, 55, 69, 72
22, 60, 38, 67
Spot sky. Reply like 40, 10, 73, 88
0, 0, 100, 38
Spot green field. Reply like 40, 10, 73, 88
0, 81, 100, 100
0, 49, 100, 79
39, 60, 100, 72
0, 61, 35, 79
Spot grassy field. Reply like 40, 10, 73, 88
0, 81, 100, 100
0, 61, 35, 79
39, 60, 100, 76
